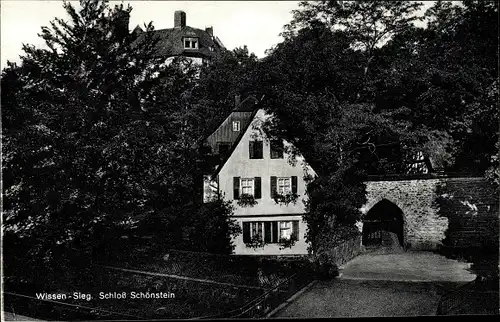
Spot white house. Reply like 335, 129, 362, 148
204, 96, 316, 255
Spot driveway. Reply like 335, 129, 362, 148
273, 251, 476, 318
339, 251, 476, 282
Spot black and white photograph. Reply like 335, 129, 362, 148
1, 0, 499, 320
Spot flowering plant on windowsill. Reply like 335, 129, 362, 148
237, 193, 258, 207
278, 233, 298, 250
273, 192, 299, 206
245, 235, 266, 249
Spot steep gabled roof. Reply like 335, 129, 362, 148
210, 98, 261, 179
135, 26, 224, 59
209, 95, 319, 181
204, 96, 258, 145
211, 111, 258, 179
209, 101, 318, 182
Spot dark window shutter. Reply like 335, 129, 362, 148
264, 222, 271, 243
270, 176, 277, 198
254, 177, 261, 199
256, 141, 263, 159
291, 176, 298, 194
233, 177, 240, 199
272, 221, 278, 243
243, 222, 250, 243
249, 141, 255, 159
292, 221, 299, 240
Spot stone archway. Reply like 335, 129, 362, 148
362, 199, 404, 249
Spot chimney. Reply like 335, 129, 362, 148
174, 10, 186, 28
205, 26, 213, 36
234, 94, 241, 107
115, 10, 130, 35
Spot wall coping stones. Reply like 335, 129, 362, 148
365, 172, 484, 182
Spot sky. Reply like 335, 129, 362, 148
0, 1, 443, 70
0, 0, 300, 68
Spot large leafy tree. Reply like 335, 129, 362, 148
266, 1, 434, 176
256, 21, 417, 253
283, 1, 424, 98
373, 0, 498, 173
253, 0, 498, 255
192, 46, 260, 140
252, 2, 426, 252
2, 0, 237, 284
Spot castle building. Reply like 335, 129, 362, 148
133, 10, 225, 65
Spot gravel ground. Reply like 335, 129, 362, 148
274, 279, 464, 318
340, 251, 477, 282
273, 251, 476, 318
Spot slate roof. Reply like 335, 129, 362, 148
134, 26, 225, 59
211, 110, 259, 179
210, 96, 261, 178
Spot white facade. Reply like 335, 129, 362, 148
210, 109, 316, 255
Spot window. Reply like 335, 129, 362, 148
249, 141, 263, 159
232, 121, 240, 132
277, 177, 291, 195
243, 220, 299, 244
270, 140, 284, 159
184, 37, 199, 49
241, 178, 254, 196
234, 177, 261, 199
271, 176, 298, 197
250, 222, 264, 240
265, 221, 279, 243
279, 221, 292, 240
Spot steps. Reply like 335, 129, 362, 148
365, 232, 404, 255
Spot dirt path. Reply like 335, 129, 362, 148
274, 279, 460, 318
273, 251, 476, 318
339, 251, 477, 282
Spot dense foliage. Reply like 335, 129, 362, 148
2, 0, 497, 281
193, 45, 260, 137
251, 0, 498, 252
2, 0, 239, 283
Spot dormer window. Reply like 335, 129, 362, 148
232, 121, 240, 132
184, 37, 199, 49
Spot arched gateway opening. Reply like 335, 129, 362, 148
362, 199, 404, 248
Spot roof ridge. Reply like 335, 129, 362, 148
153, 25, 203, 32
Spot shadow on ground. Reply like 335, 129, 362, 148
274, 279, 464, 318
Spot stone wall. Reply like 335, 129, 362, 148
436, 177, 498, 250
314, 235, 362, 276
324, 235, 362, 267
361, 176, 498, 251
